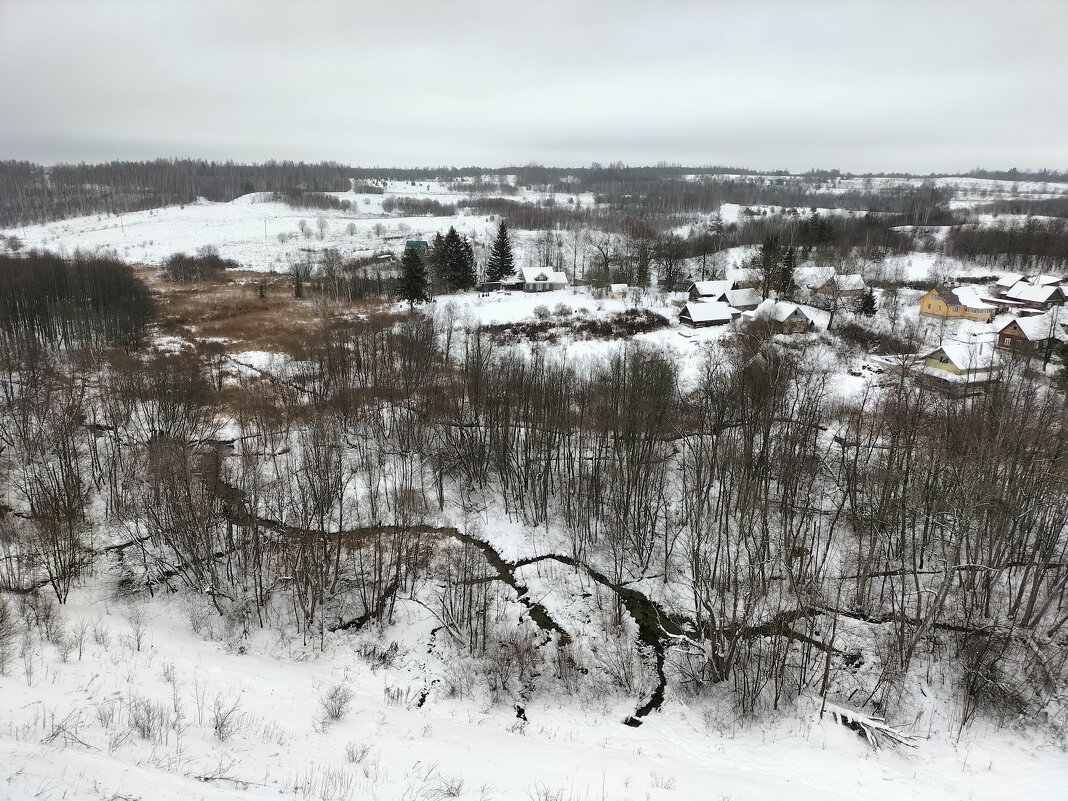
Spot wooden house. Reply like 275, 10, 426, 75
688, 280, 732, 302
516, 267, 569, 292
996, 313, 1056, 352
918, 342, 1000, 395
918, 286, 996, 322
813, 273, 867, 298
679, 301, 739, 328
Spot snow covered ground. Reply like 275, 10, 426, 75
0, 190, 498, 271
3, 578, 1066, 801
0, 179, 602, 272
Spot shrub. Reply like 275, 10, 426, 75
320, 683, 354, 721
211, 694, 242, 741
164, 246, 240, 281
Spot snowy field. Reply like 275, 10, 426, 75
0, 178, 603, 272
4, 577, 1067, 801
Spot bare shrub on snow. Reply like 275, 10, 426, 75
91, 618, 111, 650
211, 694, 243, 741
320, 682, 354, 721
129, 695, 170, 742
345, 741, 373, 764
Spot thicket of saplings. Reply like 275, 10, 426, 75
1, 254, 1066, 737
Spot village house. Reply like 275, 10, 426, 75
1003, 282, 1063, 311
515, 266, 569, 293
813, 273, 867, 298
687, 279, 733, 301
992, 272, 1026, 296
404, 239, 429, 255
609, 283, 629, 300
995, 313, 1057, 352
992, 273, 1067, 310
744, 298, 814, 334
917, 341, 1000, 395
918, 286, 996, 322
722, 287, 761, 311
678, 301, 739, 328
765, 301, 813, 334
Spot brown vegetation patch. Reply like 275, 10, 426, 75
146, 269, 399, 354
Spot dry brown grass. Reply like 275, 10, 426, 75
142, 269, 396, 354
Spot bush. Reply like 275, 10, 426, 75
320, 683, 354, 721
164, 246, 240, 281
211, 694, 242, 741
834, 321, 913, 355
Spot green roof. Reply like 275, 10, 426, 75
405, 240, 428, 251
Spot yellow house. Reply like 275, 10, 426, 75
918, 286, 995, 322
918, 342, 1000, 395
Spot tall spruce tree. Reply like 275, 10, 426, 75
486, 220, 515, 282
457, 236, 476, 290
428, 232, 447, 291
399, 249, 431, 306
856, 287, 877, 317
438, 226, 476, 291
758, 235, 781, 300
778, 246, 798, 299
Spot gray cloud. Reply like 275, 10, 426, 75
1, 0, 1065, 171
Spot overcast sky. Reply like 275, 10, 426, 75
1, 0, 1065, 172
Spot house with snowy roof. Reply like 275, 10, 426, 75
746, 299, 813, 334
813, 273, 867, 298
996, 313, 1057, 352
678, 300, 739, 327
1004, 281, 1063, 311
918, 286, 996, 322
991, 273, 1067, 310
992, 272, 1026, 296
515, 267, 569, 292
688, 280, 733, 301
918, 341, 1001, 395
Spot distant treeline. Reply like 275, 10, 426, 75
0, 159, 353, 227
946, 218, 1068, 269
381, 196, 456, 216
0, 251, 154, 353
966, 167, 1068, 183
272, 190, 353, 212
970, 197, 1068, 219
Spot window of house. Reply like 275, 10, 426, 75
953, 306, 960, 312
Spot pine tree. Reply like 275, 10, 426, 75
486, 220, 515, 282
856, 287, 877, 317
399, 249, 431, 306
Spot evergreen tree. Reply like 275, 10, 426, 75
438, 226, 476, 292
856, 287, 877, 316
758, 235, 781, 300
486, 220, 515, 282
778, 246, 797, 299
398, 249, 431, 306
428, 232, 447, 291
457, 236, 476, 290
